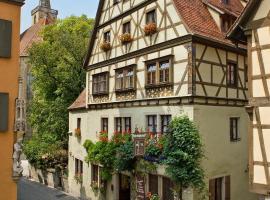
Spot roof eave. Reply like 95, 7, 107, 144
227, 0, 262, 41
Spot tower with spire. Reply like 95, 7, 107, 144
31, 0, 58, 25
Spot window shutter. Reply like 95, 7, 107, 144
209, 179, 215, 200
0, 93, 9, 132
0, 19, 12, 58
225, 176, 231, 200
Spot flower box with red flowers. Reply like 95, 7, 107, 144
144, 23, 158, 36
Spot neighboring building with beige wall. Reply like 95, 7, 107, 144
0, 0, 24, 200
68, 0, 258, 199
228, 0, 270, 198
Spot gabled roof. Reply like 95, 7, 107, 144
84, 0, 244, 68
227, 0, 262, 43
20, 18, 54, 57
68, 89, 86, 110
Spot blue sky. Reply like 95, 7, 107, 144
21, 0, 99, 32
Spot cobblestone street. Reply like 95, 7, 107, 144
18, 178, 78, 200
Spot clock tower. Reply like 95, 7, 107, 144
31, 0, 58, 24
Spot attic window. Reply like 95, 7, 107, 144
220, 14, 236, 32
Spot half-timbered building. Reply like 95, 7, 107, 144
228, 0, 270, 198
68, 0, 258, 199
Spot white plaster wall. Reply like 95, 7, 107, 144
68, 104, 258, 200
194, 105, 259, 200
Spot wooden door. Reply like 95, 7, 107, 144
119, 174, 131, 200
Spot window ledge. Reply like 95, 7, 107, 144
92, 92, 109, 97
230, 138, 241, 143
115, 88, 136, 93
145, 82, 173, 89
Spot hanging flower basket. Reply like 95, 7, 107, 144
119, 33, 133, 44
144, 23, 158, 36
100, 41, 111, 52
75, 128, 81, 138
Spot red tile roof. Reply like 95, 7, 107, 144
68, 89, 86, 110
172, 0, 244, 44
20, 18, 54, 57
203, 0, 244, 16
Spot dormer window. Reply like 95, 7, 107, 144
220, 14, 236, 32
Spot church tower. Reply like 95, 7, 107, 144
31, 0, 58, 24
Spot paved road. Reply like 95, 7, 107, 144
18, 178, 79, 200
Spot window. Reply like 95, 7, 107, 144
159, 60, 170, 83
77, 118, 81, 129
92, 73, 109, 95
115, 67, 135, 91
147, 115, 157, 133
146, 10, 156, 24
230, 118, 240, 141
227, 62, 237, 87
124, 117, 131, 133
0, 93, 8, 132
75, 158, 83, 175
104, 31, 111, 43
161, 115, 171, 134
146, 57, 173, 87
123, 21, 131, 34
113, 0, 119, 5
91, 164, 99, 183
162, 177, 174, 200
147, 63, 157, 85
101, 118, 108, 132
221, 14, 236, 32
149, 174, 158, 196
209, 176, 230, 200
115, 117, 122, 133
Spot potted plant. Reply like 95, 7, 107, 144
91, 180, 99, 195
75, 128, 81, 138
147, 192, 160, 200
74, 173, 83, 184
144, 22, 157, 36
100, 41, 111, 52
119, 33, 133, 44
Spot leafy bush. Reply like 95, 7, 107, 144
23, 134, 67, 169
163, 116, 205, 199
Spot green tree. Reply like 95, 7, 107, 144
24, 15, 94, 168
163, 116, 205, 200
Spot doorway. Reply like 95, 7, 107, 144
119, 174, 131, 200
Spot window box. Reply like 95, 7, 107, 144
100, 41, 111, 52
144, 22, 158, 36
119, 33, 133, 44
145, 82, 173, 89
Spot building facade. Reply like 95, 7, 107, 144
69, 0, 258, 199
0, 0, 24, 200
20, 0, 58, 139
228, 0, 270, 198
